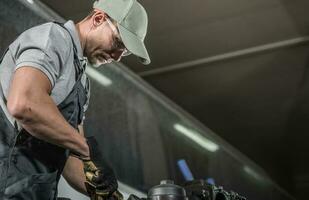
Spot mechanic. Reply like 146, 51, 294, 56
0, 0, 150, 199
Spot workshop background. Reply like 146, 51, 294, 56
0, 0, 309, 199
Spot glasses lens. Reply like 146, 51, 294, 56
106, 18, 118, 34
106, 17, 131, 56
122, 49, 131, 56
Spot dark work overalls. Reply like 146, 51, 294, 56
0, 23, 88, 199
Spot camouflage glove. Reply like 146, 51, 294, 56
85, 184, 123, 200
84, 137, 118, 199
108, 190, 124, 200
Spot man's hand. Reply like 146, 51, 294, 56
83, 159, 117, 196
83, 136, 118, 199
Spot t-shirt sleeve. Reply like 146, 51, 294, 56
12, 23, 71, 88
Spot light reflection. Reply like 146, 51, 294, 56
86, 66, 112, 86
26, 0, 34, 4
174, 124, 219, 152
177, 159, 194, 181
244, 165, 263, 181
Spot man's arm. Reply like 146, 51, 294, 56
7, 66, 89, 158
63, 126, 121, 198
62, 125, 89, 196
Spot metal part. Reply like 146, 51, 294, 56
148, 180, 187, 200
139, 37, 309, 77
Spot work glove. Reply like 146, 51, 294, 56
83, 136, 119, 199
127, 194, 146, 200
108, 190, 124, 200
85, 185, 124, 200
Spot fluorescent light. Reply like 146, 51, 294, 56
26, 0, 34, 4
86, 67, 112, 86
174, 124, 219, 152
244, 166, 263, 181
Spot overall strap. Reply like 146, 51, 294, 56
53, 21, 85, 81
0, 48, 9, 105
0, 48, 18, 129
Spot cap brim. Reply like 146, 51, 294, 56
118, 24, 151, 65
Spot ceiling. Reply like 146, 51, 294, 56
39, 0, 309, 198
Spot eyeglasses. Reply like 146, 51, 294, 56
106, 17, 131, 57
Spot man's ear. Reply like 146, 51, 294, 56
92, 10, 107, 27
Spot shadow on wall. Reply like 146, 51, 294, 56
279, 0, 309, 35
285, 56, 309, 199
277, 1, 309, 198
0, 0, 46, 54
0, 25, 17, 54
279, 1, 309, 198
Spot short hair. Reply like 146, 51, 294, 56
86, 10, 96, 20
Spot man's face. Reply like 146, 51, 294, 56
84, 13, 127, 66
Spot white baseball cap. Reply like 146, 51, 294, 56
93, 0, 151, 65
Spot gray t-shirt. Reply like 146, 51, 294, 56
0, 21, 90, 125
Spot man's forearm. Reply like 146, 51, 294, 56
63, 155, 89, 196
8, 94, 89, 158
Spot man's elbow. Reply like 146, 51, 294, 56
7, 98, 31, 121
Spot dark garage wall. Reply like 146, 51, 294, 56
143, 42, 309, 198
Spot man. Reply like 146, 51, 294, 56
0, 0, 150, 199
